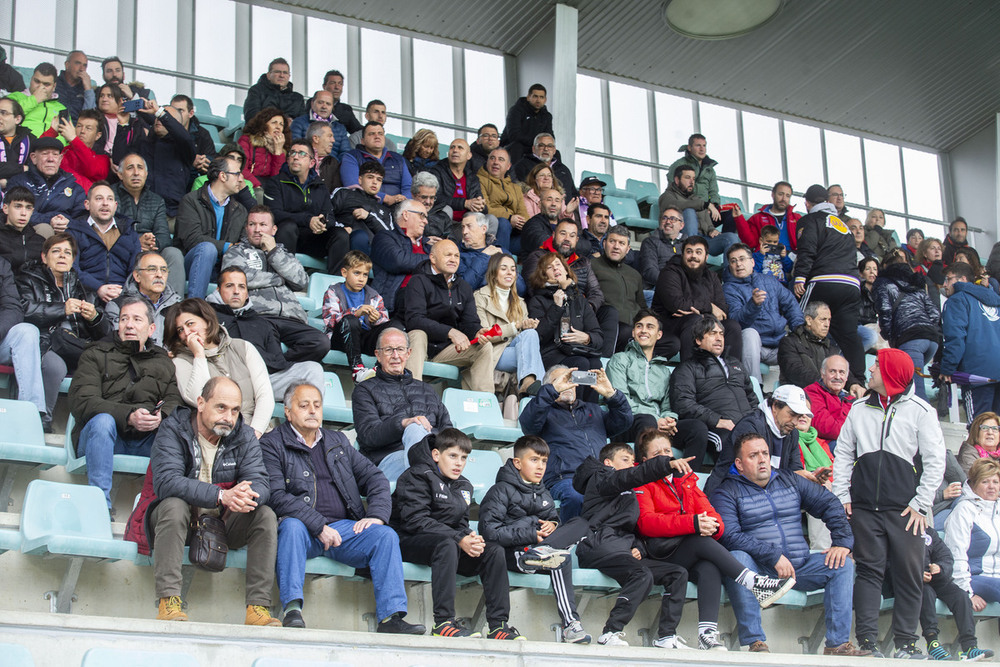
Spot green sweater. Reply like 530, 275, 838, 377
667, 146, 719, 205
605, 340, 677, 419
8, 92, 66, 144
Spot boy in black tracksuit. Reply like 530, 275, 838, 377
330, 160, 394, 256
883, 530, 993, 661
390, 429, 521, 640
573, 443, 690, 647
478, 435, 593, 644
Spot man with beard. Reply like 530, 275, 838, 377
519, 188, 565, 257
470, 123, 501, 174
101, 56, 153, 101
69, 296, 183, 508
104, 250, 181, 347
652, 236, 740, 361
522, 219, 616, 356
128, 376, 281, 626
658, 164, 737, 255
738, 180, 801, 252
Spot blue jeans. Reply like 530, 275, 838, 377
494, 217, 512, 253
77, 413, 156, 506
972, 575, 1000, 603
276, 517, 408, 620
548, 477, 584, 522
349, 227, 372, 256
377, 422, 432, 482
0, 322, 47, 415
857, 324, 878, 352
725, 549, 854, 647
495, 328, 545, 383
183, 241, 220, 299
707, 232, 739, 257
681, 208, 699, 237
898, 338, 938, 401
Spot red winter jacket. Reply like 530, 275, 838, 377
738, 205, 802, 251
41, 130, 110, 193
803, 381, 853, 440
238, 134, 286, 188
636, 470, 725, 540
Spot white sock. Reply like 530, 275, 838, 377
735, 567, 756, 590
699, 622, 718, 636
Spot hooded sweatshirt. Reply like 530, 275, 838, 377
941, 280, 1000, 379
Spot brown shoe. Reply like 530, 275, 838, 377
748, 640, 770, 653
824, 641, 872, 657
246, 604, 282, 627
157, 596, 188, 621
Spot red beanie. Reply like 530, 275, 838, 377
877, 348, 915, 398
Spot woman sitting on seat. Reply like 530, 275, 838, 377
163, 298, 274, 437
944, 458, 1000, 612
957, 412, 1000, 475
526, 253, 603, 372
238, 107, 291, 190
522, 163, 576, 218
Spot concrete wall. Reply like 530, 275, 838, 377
947, 116, 998, 250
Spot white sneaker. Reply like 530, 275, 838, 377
653, 635, 692, 649
597, 631, 629, 646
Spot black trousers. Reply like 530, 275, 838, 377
330, 314, 395, 367
267, 315, 331, 363
800, 281, 865, 384
502, 517, 591, 625
655, 313, 742, 363
398, 532, 510, 627
596, 304, 619, 358
649, 533, 746, 624
852, 507, 925, 645
581, 546, 688, 637
622, 415, 709, 468
883, 566, 978, 650
275, 221, 350, 274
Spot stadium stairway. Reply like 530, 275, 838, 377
0, 610, 880, 666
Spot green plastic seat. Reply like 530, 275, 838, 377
0, 528, 20, 553
462, 449, 503, 504
307, 272, 343, 316
0, 643, 33, 667
192, 97, 227, 129
81, 647, 200, 666
272, 371, 353, 426
625, 178, 661, 206
223, 104, 244, 137
322, 349, 377, 369
442, 389, 522, 444
295, 253, 327, 272
64, 414, 149, 476
605, 195, 657, 230
0, 398, 66, 468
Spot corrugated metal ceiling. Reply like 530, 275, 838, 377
262, 0, 1000, 152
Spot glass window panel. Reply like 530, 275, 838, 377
15, 0, 57, 50
902, 148, 943, 221
76, 0, 118, 63
575, 74, 603, 152
575, 153, 608, 182
883, 214, 907, 240
465, 49, 505, 137
783, 121, 823, 191
10, 49, 56, 73
609, 81, 650, 189
697, 102, 739, 178
612, 160, 656, 188
747, 187, 774, 216
414, 39, 453, 143
360, 28, 402, 136
656, 92, 694, 184
136, 0, 178, 99
193, 0, 236, 113
742, 111, 782, 186
824, 130, 865, 208
864, 139, 904, 213
251, 6, 292, 84
306, 18, 348, 97
193, 82, 235, 118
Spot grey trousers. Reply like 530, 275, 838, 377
741, 327, 779, 383
150, 496, 278, 606
270, 361, 325, 402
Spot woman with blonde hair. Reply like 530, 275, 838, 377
945, 458, 1000, 615
958, 412, 1000, 474
522, 162, 577, 218
402, 129, 439, 175
526, 253, 602, 371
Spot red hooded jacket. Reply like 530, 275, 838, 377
636, 470, 725, 540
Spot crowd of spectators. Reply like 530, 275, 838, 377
2, 49, 1000, 659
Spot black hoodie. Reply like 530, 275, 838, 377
572, 455, 673, 562
390, 433, 475, 543
479, 459, 559, 547
499, 96, 553, 163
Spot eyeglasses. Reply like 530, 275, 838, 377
0, 109, 13, 117
982, 425, 1000, 432
288, 150, 312, 159
536, 143, 556, 150
222, 170, 241, 177
136, 266, 169, 275
829, 191, 845, 198
405, 210, 428, 219
377, 346, 409, 356
478, 133, 499, 140
580, 186, 603, 193
661, 215, 683, 223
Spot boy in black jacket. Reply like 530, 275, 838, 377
330, 160, 394, 257
390, 428, 522, 640
479, 435, 592, 644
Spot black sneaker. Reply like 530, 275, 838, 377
893, 642, 928, 660
858, 638, 885, 658
282, 609, 305, 628
377, 612, 425, 635
487, 622, 525, 640
432, 618, 480, 638
751, 574, 795, 608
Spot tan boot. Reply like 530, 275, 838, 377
246, 604, 281, 627
157, 596, 188, 621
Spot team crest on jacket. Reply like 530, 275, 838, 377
981, 303, 1000, 323
461, 490, 471, 505
827, 215, 849, 235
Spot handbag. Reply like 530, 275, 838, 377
189, 512, 228, 572
49, 327, 89, 372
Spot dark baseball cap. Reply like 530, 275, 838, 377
804, 184, 828, 204
31, 136, 64, 153
579, 176, 606, 189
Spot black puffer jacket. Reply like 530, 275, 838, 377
260, 421, 391, 535
262, 163, 334, 230
528, 282, 603, 363
0, 125, 32, 181
859, 283, 878, 325
16, 260, 111, 353
243, 73, 305, 121
499, 97, 553, 164
112, 109, 197, 216
0, 222, 44, 273
351, 365, 453, 464
873, 262, 942, 347
652, 254, 728, 325
777, 326, 836, 388
207, 294, 290, 373
390, 433, 474, 541
638, 228, 684, 288
704, 405, 804, 495
402, 272, 480, 356
68, 335, 183, 448
430, 161, 482, 214
573, 455, 673, 562
669, 347, 758, 426
478, 459, 559, 547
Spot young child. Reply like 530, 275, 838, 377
754, 225, 793, 285
479, 435, 592, 644
330, 160, 394, 255
322, 250, 391, 381
390, 428, 522, 640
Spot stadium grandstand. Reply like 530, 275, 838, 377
1, 0, 1000, 664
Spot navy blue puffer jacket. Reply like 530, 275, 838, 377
873, 262, 941, 347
